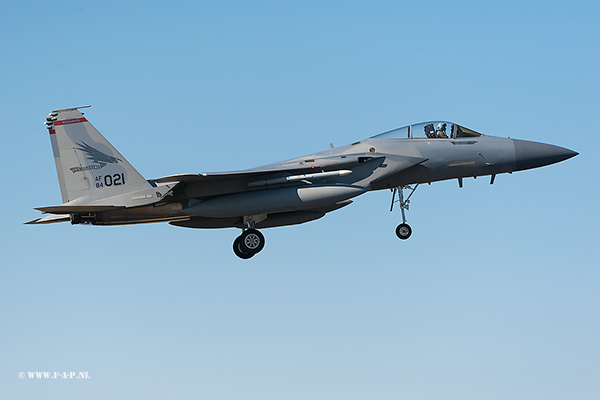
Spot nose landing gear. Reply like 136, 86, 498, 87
395, 223, 412, 240
390, 184, 419, 240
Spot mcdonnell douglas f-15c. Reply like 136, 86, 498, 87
28, 106, 578, 258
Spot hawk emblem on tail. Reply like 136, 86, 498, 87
75, 141, 122, 164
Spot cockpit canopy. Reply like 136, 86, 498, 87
371, 122, 482, 140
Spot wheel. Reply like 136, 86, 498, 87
239, 229, 265, 254
233, 236, 254, 259
395, 223, 412, 240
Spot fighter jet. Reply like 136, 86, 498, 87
28, 106, 578, 258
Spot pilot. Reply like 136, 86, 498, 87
436, 123, 448, 138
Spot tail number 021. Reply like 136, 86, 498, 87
95, 173, 125, 188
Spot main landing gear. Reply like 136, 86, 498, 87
390, 184, 419, 240
233, 217, 266, 259
233, 229, 265, 259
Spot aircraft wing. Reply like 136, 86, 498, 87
152, 170, 292, 184
152, 155, 386, 184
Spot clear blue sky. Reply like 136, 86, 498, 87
2, 1, 599, 399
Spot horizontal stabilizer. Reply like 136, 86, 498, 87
25, 214, 71, 224
35, 205, 124, 214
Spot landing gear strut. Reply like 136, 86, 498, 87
390, 184, 419, 240
232, 217, 266, 259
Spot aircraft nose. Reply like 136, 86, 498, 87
513, 139, 578, 171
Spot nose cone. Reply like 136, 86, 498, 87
513, 139, 578, 171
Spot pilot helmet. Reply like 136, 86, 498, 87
437, 122, 446, 131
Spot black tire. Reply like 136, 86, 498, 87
233, 236, 254, 259
395, 223, 412, 240
239, 229, 265, 254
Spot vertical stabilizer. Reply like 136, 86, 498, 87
45, 106, 152, 204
